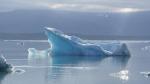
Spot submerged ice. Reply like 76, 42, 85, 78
0, 55, 13, 72
45, 27, 130, 56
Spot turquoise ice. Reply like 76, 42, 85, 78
45, 27, 130, 56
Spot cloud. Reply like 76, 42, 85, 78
44, 3, 146, 13
0, 0, 150, 12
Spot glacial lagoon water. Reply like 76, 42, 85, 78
0, 40, 150, 84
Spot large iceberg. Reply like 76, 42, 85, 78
45, 27, 130, 56
0, 55, 13, 72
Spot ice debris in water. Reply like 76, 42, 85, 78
140, 72, 150, 78
110, 70, 129, 81
28, 48, 50, 59
14, 69, 25, 74
44, 27, 130, 56
28, 48, 51, 66
0, 55, 13, 72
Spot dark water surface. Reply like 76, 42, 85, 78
0, 40, 150, 84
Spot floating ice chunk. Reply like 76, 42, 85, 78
140, 72, 150, 78
28, 48, 50, 59
28, 48, 50, 66
110, 70, 129, 81
45, 27, 130, 56
0, 55, 13, 72
14, 69, 25, 75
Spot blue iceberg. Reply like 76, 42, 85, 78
45, 27, 130, 56
0, 55, 13, 72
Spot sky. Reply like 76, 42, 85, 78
0, 0, 150, 12
0, 0, 150, 38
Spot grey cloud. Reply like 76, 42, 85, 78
0, 0, 150, 12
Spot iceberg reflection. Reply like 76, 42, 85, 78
27, 48, 130, 81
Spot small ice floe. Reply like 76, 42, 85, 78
28, 48, 50, 66
28, 48, 50, 59
0, 55, 13, 73
110, 70, 129, 81
14, 69, 25, 75
140, 72, 150, 78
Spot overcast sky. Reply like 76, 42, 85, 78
0, 0, 150, 38
0, 0, 150, 12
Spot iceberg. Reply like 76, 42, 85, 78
28, 48, 50, 66
0, 55, 13, 72
45, 27, 130, 56
28, 48, 50, 59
